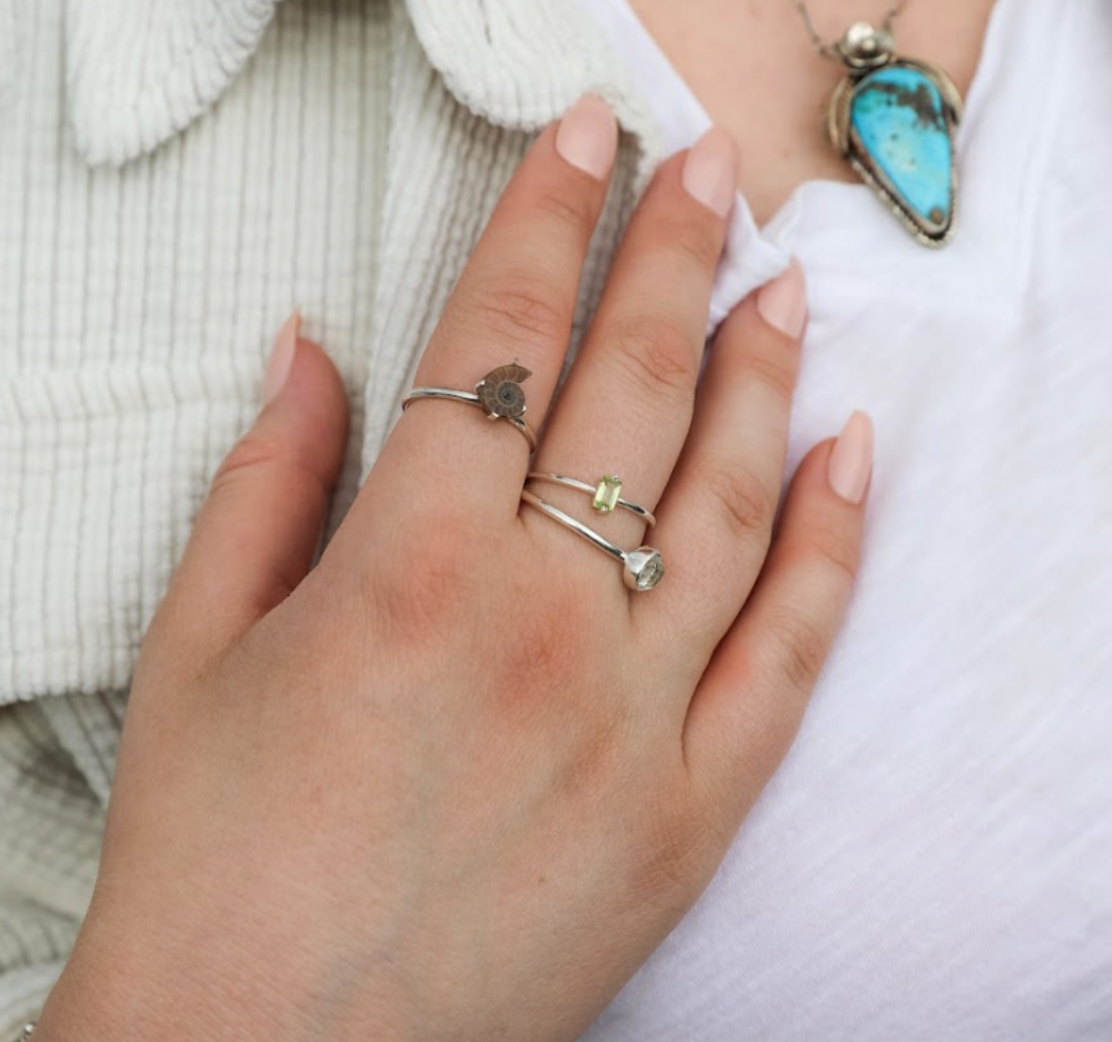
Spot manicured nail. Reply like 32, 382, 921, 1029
555, 95, 618, 180
263, 310, 300, 404
682, 127, 738, 217
757, 258, 807, 339
828, 410, 875, 505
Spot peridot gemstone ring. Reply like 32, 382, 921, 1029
525, 472, 655, 526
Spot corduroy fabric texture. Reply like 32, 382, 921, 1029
0, 0, 660, 1034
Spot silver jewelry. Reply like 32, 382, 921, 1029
521, 490, 665, 591
790, 0, 962, 247
525, 472, 656, 526
20, 1025, 35, 1040
402, 363, 538, 452
791, 0, 907, 58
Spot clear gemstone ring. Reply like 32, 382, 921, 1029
520, 490, 665, 592
525, 472, 656, 526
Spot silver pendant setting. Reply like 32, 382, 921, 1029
826, 22, 963, 247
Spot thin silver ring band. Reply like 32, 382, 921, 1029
401, 388, 538, 452
520, 490, 664, 591
525, 472, 656, 526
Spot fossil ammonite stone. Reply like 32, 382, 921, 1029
475, 363, 532, 419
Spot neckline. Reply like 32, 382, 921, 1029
571, 0, 1034, 305
764, 0, 1017, 236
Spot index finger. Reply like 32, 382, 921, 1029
377, 96, 619, 519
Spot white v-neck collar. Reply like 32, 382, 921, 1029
566, 0, 1061, 321
56, 0, 1064, 326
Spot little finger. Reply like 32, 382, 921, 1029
681, 414, 874, 825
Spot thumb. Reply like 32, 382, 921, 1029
153, 312, 350, 664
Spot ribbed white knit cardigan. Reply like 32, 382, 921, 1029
0, 0, 664, 1033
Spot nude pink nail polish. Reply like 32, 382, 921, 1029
555, 96, 618, 181
757, 258, 807, 339
682, 127, 739, 217
827, 410, 875, 505
263, 310, 300, 404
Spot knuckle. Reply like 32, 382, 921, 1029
489, 579, 582, 706
633, 796, 722, 911
734, 349, 798, 407
634, 165, 724, 270
662, 216, 723, 273
212, 431, 284, 487
761, 606, 830, 698
695, 458, 778, 544
532, 182, 596, 238
211, 433, 329, 504
806, 524, 861, 585
368, 516, 480, 647
469, 271, 569, 347
605, 312, 697, 405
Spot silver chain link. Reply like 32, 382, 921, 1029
790, 0, 909, 60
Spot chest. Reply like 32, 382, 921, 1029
626, 0, 996, 225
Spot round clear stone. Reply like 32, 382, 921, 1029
624, 548, 664, 592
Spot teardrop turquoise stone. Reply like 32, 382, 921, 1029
850, 64, 953, 231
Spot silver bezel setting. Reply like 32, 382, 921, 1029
834, 22, 896, 69
623, 548, 665, 591
520, 490, 665, 593
827, 57, 962, 248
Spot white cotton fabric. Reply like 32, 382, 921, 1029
1, 0, 1110, 1039
572, 3, 1112, 1040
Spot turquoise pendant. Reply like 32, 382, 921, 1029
827, 23, 963, 247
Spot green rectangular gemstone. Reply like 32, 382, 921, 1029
593, 475, 622, 513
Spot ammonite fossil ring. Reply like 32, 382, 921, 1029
401, 363, 538, 452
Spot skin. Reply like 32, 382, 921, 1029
31, 99, 869, 1042
628, 0, 998, 224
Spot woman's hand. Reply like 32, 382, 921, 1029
36, 97, 872, 1042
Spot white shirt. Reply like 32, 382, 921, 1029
568, 0, 1112, 1039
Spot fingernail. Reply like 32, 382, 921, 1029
757, 258, 807, 339
556, 95, 618, 180
827, 410, 875, 505
263, 310, 300, 404
682, 127, 738, 217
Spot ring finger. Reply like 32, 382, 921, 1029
526, 128, 738, 558
640, 267, 806, 657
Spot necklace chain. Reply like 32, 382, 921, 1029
790, 0, 909, 60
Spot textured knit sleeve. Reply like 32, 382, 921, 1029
0, 0, 653, 1030
0, 699, 102, 1039
0, 0, 394, 1026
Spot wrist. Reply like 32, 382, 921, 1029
31, 921, 315, 1042
30, 911, 419, 1042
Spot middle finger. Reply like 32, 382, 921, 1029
527, 128, 738, 553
